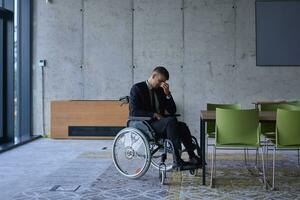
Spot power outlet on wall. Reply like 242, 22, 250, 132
39, 60, 46, 67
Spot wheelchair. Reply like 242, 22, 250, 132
112, 96, 202, 184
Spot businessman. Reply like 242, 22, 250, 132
129, 66, 201, 168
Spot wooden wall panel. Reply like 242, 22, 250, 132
51, 100, 128, 139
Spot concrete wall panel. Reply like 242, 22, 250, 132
83, 0, 132, 99
183, 0, 236, 136
133, 0, 184, 118
32, 0, 83, 134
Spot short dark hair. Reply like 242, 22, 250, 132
153, 66, 169, 80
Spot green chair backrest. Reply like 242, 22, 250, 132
276, 109, 300, 148
215, 108, 260, 147
206, 103, 241, 135
260, 103, 299, 134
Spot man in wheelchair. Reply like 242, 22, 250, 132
129, 66, 202, 169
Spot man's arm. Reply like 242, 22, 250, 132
160, 82, 176, 115
129, 85, 155, 118
164, 93, 176, 115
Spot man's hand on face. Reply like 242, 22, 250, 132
154, 113, 163, 120
160, 82, 170, 96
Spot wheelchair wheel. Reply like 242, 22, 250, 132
150, 140, 174, 172
112, 127, 151, 179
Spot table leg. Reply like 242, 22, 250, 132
201, 117, 206, 185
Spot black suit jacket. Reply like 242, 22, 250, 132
129, 81, 176, 119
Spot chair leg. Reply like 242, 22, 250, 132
265, 139, 269, 170
272, 147, 276, 190
214, 147, 217, 178
206, 136, 208, 163
255, 147, 259, 168
247, 148, 250, 165
244, 148, 247, 165
210, 146, 216, 187
244, 148, 250, 167
298, 149, 300, 165
260, 147, 267, 189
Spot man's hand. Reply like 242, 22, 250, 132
160, 82, 170, 96
154, 113, 163, 120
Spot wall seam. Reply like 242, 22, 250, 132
181, 0, 185, 121
80, 0, 85, 99
233, 0, 237, 101
131, 0, 134, 86
233, 0, 237, 68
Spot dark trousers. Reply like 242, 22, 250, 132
149, 116, 196, 162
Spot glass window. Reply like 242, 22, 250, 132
0, 14, 3, 143
0, 0, 32, 146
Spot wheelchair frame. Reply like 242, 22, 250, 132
112, 96, 201, 184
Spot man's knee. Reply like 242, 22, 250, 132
178, 121, 190, 132
165, 116, 177, 126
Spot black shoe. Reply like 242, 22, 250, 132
188, 155, 202, 166
172, 159, 189, 169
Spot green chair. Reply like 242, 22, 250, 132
260, 103, 300, 141
207, 103, 242, 137
206, 103, 241, 159
210, 108, 266, 188
268, 109, 300, 190
260, 103, 300, 169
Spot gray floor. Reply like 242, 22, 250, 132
1, 138, 299, 200
0, 138, 113, 200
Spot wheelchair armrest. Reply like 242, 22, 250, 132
119, 95, 129, 102
128, 116, 152, 121
119, 96, 129, 106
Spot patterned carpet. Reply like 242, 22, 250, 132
13, 151, 300, 200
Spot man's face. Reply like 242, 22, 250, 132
151, 73, 167, 88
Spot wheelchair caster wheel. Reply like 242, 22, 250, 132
159, 171, 166, 185
159, 163, 166, 185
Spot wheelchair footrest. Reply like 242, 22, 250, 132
173, 164, 202, 171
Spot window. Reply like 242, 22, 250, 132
0, 11, 4, 143
0, 0, 33, 147
0, 5, 14, 144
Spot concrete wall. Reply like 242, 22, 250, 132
32, 0, 300, 138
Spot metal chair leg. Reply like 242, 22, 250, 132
244, 148, 250, 167
265, 139, 269, 170
260, 147, 267, 189
255, 147, 259, 167
210, 145, 215, 188
272, 147, 276, 190
298, 149, 300, 165
213, 147, 217, 185
244, 148, 247, 166
247, 148, 250, 166
206, 136, 208, 163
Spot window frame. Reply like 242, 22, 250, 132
0, 5, 14, 144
